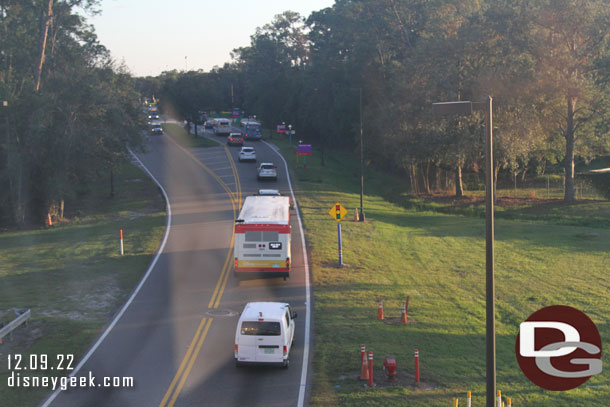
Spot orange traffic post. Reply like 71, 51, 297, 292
497, 390, 502, 407
506, 397, 511, 407
467, 391, 472, 407
120, 229, 124, 256
47, 213, 53, 226
360, 344, 369, 380
400, 304, 407, 324
405, 295, 410, 323
367, 351, 374, 387
377, 298, 384, 320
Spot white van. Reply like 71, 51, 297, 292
234, 302, 297, 368
214, 118, 232, 136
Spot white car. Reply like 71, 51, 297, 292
235, 302, 297, 368
257, 163, 277, 181
238, 147, 256, 162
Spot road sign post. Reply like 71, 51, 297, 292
328, 202, 348, 266
337, 222, 343, 265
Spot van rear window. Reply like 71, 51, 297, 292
241, 321, 281, 336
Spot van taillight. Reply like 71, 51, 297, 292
235, 344, 238, 355
286, 257, 290, 269
283, 345, 287, 355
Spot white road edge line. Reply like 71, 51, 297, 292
40, 148, 172, 407
263, 140, 311, 407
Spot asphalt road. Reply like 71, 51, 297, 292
43, 125, 311, 407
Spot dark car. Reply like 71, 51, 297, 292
151, 123, 163, 134
227, 132, 244, 146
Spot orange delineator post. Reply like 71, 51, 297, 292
120, 229, 124, 256
497, 390, 502, 407
367, 351, 374, 387
360, 344, 369, 380
467, 391, 472, 407
377, 298, 384, 320
405, 295, 410, 322
400, 304, 407, 324
414, 348, 420, 383
47, 213, 52, 226
506, 397, 511, 407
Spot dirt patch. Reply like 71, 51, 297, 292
337, 368, 437, 390
415, 193, 598, 209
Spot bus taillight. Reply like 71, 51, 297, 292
286, 257, 290, 269
234, 258, 238, 268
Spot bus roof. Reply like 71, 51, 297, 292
237, 196, 290, 225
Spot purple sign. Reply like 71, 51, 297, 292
232, 108, 241, 118
297, 144, 312, 156
276, 124, 286, 133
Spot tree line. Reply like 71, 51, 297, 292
152, 0, 610, 201
0, 0, 145, 227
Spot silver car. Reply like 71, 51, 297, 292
257, 163, 277, 181
238, 147, 256, 162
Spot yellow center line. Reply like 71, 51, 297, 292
207, 231, 235, 309
164, 134, 237, 210
159, 132, 240, 406
167, 317, 214, 407
159, 317, 208, 407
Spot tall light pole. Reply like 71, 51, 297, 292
433, 97, 495, 407
358, 88, 365, 221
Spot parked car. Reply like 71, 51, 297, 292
234, 302, 297, 368
238, 146, 256, 162
257, 163, 277, 181
228, 132, 244, 146
150, 123, 163, 134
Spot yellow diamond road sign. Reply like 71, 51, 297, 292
328, 202, 348, 222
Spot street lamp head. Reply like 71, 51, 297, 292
288, 124, 292, 130
2, 101, 7, 107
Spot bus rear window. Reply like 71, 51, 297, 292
241, 321, 281, 336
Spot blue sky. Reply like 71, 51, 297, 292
89, 0, 335, 77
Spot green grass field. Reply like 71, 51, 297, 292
267, 136, 610, 406
0, 159, 166, 407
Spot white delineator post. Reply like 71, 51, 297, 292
120, 229, 124, 256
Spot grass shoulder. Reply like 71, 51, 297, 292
0, 158, 166, 407
267, 136, 610, 407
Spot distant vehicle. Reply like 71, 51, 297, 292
204, 120, 215, 129
238, 146, 256, 162
150, 123, 163, 134
257, 189, 280, 196
234, 195, 291, 278
234, 302, 296, 367
257, 163, 277, 181
148, 112, 160, 120
215, 118, 232, 136
227, 132, 244, 146
241, 120, 262, 141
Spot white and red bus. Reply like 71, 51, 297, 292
234, 195, 291, 278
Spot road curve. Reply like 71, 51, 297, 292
42, 127, 311, 407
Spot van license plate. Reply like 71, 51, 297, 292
264, 348, 275, 354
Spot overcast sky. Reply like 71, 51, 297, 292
88, 0, 335, 77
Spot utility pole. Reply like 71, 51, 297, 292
359, 88, 365, 221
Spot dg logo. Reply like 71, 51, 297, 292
516, 305, 603, 391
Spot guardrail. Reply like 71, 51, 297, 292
0, 309, 31, 342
